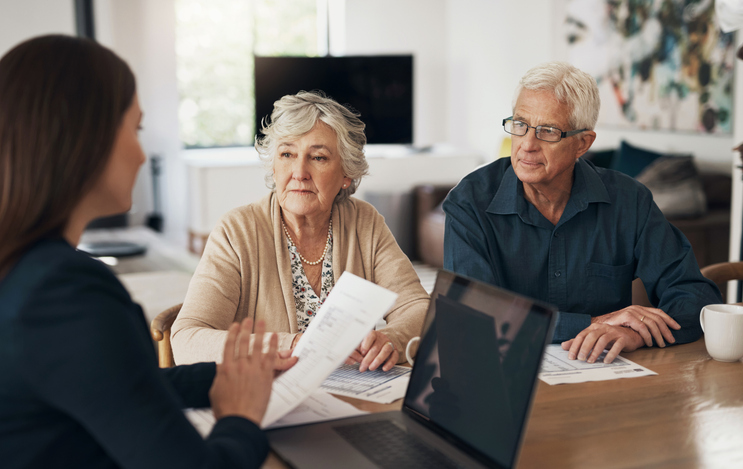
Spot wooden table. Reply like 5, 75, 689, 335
265, 338, 743, 468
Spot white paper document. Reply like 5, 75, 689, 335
266, 390, 368, 429
261, 272, 399, 427
320, 363, 411, 404
184, 408, 216, 438
539, 344, 657, 385
184, 391, 369, 437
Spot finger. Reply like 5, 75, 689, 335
344, 357, 356, 366
348, 350, 364, 363
382, 350, 399, 372
647, 313, 676, 344
248, 319, 264, 359
578, 330, 602, 361
274, 345, 298, 371
359, 331, 376, 355
568, 333, 586, 360
359, 341, 384, 372
236, 318, 254, 360
263, 332, 278, 368
561, 339, 574, 351
603, 337, 625, 363
367, 343, 394, 372
587, 334, 612, 364
631, 319, 653, 347
637, 314, 667, 347
274, 355, 299, 371
222, 322, 240, 366
651, 308, 681, 330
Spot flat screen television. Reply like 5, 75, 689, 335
254, 55, 413, 144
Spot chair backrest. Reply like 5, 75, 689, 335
150, 303, 182, 368
701, 262, 743, 298
633, 262, 742, 309
632, 278, 652, 307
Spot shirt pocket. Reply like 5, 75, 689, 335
586, 261, 634, 315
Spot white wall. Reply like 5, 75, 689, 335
444, 0, 736, 172
445, 0, 553, 160
0, 0, 74, 56
96, 0, 186, 244
343, 0, 448, 148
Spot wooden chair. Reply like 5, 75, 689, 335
150, 303, 182, 368
632, 263, 743, 308
701, 261, 743, 297
632, 278, 653, 307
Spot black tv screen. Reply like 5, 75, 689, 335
254, 55, 413, 144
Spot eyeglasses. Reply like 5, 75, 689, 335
502, 117, 587, 143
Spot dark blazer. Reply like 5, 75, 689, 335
0, 238, 267, 468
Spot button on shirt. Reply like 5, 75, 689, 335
443, 158, 720, 343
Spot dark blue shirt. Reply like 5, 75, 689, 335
0, 238, 268, 468
443, 157, 720, 343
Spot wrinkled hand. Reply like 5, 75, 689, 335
275, 349, 298, 376
591, 305, 680, 347
562, 324, 645, 363
210, 319, 277, 425
345, 330, 398, 372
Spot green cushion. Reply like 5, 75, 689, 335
610, 140, 662, 178
584, 149, 615, 168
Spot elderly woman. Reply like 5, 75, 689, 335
172, 91, 428, 371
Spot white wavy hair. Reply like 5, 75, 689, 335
255, 90, 369, 202
513, 61, 600, 130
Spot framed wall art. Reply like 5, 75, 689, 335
555, 0, 736, 134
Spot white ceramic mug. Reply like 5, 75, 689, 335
700, 304, 743, 362
405, 336, 420, 365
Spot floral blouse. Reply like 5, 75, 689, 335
287, 233, 335, 332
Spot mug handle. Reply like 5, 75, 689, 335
405, 337, 420, 366
700, 308, 705, 334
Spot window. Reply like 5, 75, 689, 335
175, 0, 320, 148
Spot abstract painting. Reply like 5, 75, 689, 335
560, 0, 736, 134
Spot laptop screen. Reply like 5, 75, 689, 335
403, 270, 555, 468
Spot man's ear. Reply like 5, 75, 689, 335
575, 131, 597, 159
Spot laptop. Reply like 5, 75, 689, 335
267, 269, 556, 469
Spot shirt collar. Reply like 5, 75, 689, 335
486, 158, 611, 220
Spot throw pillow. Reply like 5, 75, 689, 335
610, 140, 662, 177
635, 156, 707, 218
583, 148, 615, 168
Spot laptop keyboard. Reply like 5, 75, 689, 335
333, 420, 463, 469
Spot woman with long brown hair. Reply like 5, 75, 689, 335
0, 35, 293, 468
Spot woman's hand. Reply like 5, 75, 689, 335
275, 349, 298, 376
561, 323, 645, 364
346, 330, 398, 372
209, 319, 277, 425
591, 305, 680, 347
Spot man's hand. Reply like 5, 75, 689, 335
345, 330, 398, 372
562, 324, 645, 363
591, 305, 680, 347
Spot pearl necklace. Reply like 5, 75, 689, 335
281, 216, 332, 266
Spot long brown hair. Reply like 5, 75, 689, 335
0, 35, 136, 275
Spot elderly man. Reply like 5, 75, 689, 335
443, 61, 721, 364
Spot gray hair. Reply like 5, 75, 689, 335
513, 61, 600, 131
255, 90, 369, 202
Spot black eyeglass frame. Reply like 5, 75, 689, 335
502, 116, 588, 142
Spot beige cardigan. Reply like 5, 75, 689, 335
171, 193, 430, 365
